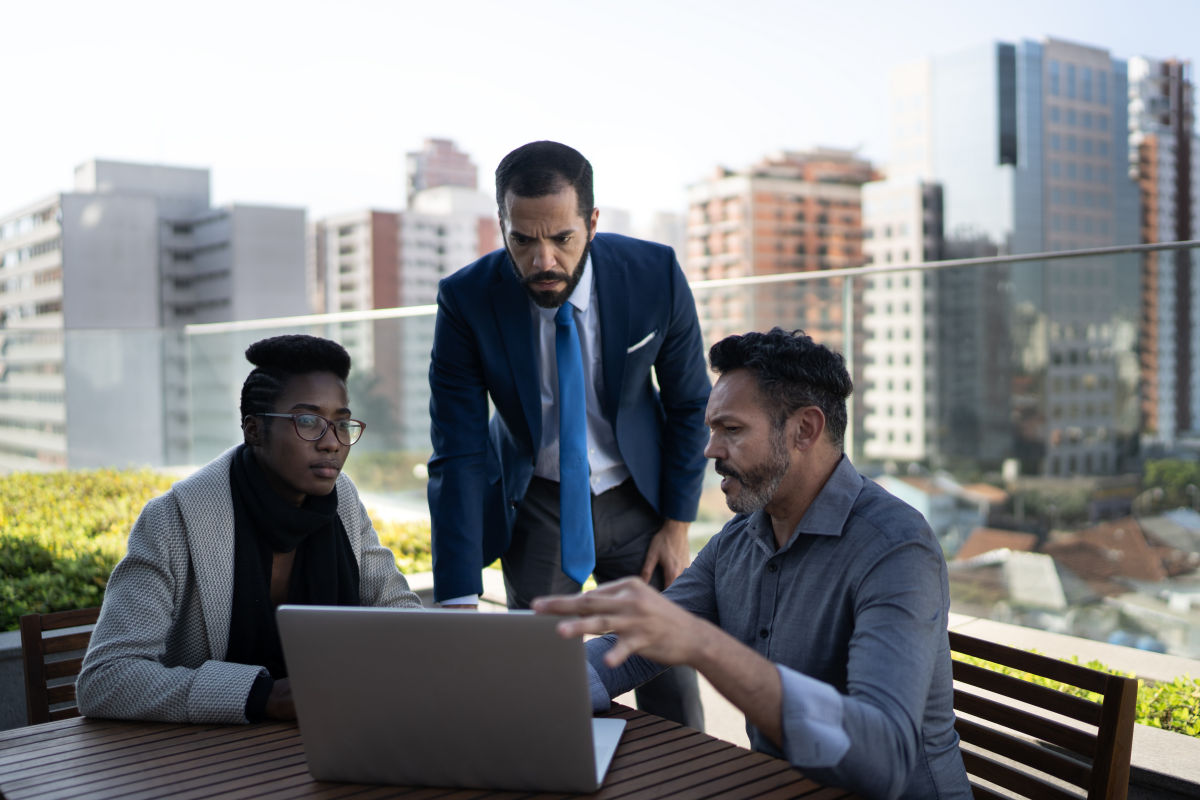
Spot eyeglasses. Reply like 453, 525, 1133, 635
255, 413, 366, 446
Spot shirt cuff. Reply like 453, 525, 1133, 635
438, 594, 479, 606
586, 662, 612, 712
776, 663, 850, 768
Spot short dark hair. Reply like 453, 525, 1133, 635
708, 328, 853, 450
239, 334, 351, 421
494, 141, 594, 222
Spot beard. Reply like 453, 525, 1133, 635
509, 238, 591, 309
714, 434, 790, 515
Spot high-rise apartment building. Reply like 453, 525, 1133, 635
307, 183, 500, 451
405, 138, 479, 204
0, 160, 306, 472
685, 148, 876, 456
1129, 57, 1199, 448
870, 39, 1141, 476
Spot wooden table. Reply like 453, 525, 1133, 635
0, 705, 859, 799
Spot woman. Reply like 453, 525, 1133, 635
78, 335, 420, 724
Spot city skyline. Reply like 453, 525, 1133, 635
3, 0, 1199, 227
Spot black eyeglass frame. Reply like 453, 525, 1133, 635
253, 412, 366, 446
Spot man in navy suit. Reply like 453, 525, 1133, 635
427, 141, 709, 727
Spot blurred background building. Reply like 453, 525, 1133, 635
0, 160, 305, 472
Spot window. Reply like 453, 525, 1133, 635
1049, 60, 1060, 95
1081, 67, 1093, 101
1065, 64, 1076, 98
1066, 108, 1077, 125
1098, 71, 1108, 104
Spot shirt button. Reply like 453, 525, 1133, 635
767, 563, 778, 573
759, 629, 769, 639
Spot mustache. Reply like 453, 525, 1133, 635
714, 461, 742, 482
521, 270, 567, 286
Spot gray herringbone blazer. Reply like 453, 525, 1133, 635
77, 447, 421, 724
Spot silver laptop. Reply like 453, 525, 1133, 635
276, 605, 626, 793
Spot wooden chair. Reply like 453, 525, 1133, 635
19, 607, 101, 725
949, 630, 1139, 800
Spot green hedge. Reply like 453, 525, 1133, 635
954, 652, 1200, 738
0, 469, 433, 632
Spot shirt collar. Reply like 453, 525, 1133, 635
535, 252, 594, 319
746, 454, 863, 553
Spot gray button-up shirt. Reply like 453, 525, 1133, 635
586, 456, 971, 800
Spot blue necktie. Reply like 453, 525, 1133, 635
555, 302, 594, 585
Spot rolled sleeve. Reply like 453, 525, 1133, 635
777, 664, 850, 767
586, 661, 612, 712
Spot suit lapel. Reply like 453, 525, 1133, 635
491, 258, 542, 447
174, 449, 238, 660
594, 237, 629, 420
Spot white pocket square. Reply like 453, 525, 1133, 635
626, 330, 658, 354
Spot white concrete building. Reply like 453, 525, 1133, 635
0, 160, 306, 472
861, 178, 942, 464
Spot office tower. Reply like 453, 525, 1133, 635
405, 138, 478, 204
1129, 57, 1199, 448
0, 160, 307, 472
879, 38, 1141, 476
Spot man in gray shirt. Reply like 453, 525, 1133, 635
534, 328, 971, 800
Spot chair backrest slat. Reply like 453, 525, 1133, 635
954, 690, 1097, 756
42, 631, 94, 656
949, 630, 1138, 800
951, 632, 1113, 694
961, 750, 1083, 800
956, 718, 1093, 786
953, 660, 1105, 726
19, 607, 101, 726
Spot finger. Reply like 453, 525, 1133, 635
604, 633, 648, 667
639, 550, 659, 583
555, 616, 616, 638
531, 594, 586, 614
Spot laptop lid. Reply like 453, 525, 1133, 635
276, 605, 624, 793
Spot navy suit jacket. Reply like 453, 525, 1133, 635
427, 233, 711, 601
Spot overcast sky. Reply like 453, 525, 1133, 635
3, 0, 1198, 225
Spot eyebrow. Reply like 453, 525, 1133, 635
508, 227, 577, 239
288, 402, 352, 415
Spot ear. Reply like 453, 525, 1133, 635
242, 415, 263, 446
587, 207, 599, 240
791, 406, 827, 452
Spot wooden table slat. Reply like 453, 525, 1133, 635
0, 708, 861, 799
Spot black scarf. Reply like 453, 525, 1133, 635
225, 445, 359, 678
